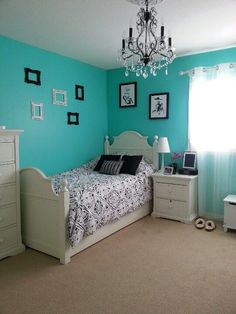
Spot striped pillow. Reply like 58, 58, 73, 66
99, 160, 124, 175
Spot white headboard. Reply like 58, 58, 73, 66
104, 131, 158, 170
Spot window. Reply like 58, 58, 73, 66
188, 64, 236, 152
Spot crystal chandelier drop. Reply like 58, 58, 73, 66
118, 0, 176, 79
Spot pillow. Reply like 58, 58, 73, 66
120, 155, 143, 175
99, 160, 124, 175
94, 154, 121, 171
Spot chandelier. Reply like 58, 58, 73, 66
118, 0, 176, 79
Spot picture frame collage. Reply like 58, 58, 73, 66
24, 67, 84, 126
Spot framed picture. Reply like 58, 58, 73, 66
31, 102, 43, 120
163, 166, 173, 175
24, 67, 41, 86
75, 85, 84, 101
52, 89, 67, 106
149, 92, 169, 119
119, 82, 137, 108
67, 112, 79, 125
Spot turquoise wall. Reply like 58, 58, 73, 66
0, 36, 108, 175
108, 47, 236, 167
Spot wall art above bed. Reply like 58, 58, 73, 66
119, 82, 137, 108
24, 67, 41, 86
52, 88, 67, 106
149, 92, 169, 119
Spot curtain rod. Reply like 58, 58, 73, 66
179, 63, 236, 76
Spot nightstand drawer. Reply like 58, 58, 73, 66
155, 183, 188, 201
0, 143, 15, 163
0, 226, 17, 250
0, 185, 16, 206
0, 204, 17, 228
0, 164, 16, 185
154, 198, 188, 217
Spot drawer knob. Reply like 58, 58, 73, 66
0, 238, 4, 244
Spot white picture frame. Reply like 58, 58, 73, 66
31, 102, 44, 120
52, 88, 67, 106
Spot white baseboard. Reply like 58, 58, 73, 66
198, 212, 223, 222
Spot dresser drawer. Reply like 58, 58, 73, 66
154, 198, 188, 218
0, 185, 16, 206
0, 143, 15, 163
0, 226, 17, 250
0, 204, 17, 228
155, 183, 188, 201
0, 164, 16, 185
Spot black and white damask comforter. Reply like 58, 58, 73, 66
52, 158, 154, 247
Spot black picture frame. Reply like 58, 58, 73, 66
24, 67, 41, 86
149, 92, 169, 119
75, 85, 84, 101
119, 82, 137, 108
67, 112, 79, 125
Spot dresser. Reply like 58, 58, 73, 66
152, 173, 198, 223
0, 130, 25, 260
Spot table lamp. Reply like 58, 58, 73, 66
157, 137, 170, 172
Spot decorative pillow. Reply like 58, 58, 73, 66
94, 154, 121, 171
120, 155, 143, 175
99, 160, 124, 175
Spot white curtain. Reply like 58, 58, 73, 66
188, 63, 236, 217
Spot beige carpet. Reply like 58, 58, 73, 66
1, 217, 236, 314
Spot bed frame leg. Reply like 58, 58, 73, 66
60, 254, 71, 265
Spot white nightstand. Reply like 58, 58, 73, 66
152, 173, 198, 223
223, 195, 236, 232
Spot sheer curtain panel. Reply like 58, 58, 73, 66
188, 63, 236, 217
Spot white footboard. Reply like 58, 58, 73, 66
20, 168, 71, 264
20, 168, 152, 264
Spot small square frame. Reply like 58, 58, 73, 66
75, 85, 84, 101
149, 92, 169, 119
52, 89, 67, 106
119, 82, 137, 108
67, 112, 79, 125
24, 68, 41, 86
163, 166, 173, 175
31, 102, 43, 120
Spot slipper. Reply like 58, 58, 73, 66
205, 220, 216, 231
194, 217, 205, 229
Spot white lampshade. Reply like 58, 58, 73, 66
157, 137, 170, 153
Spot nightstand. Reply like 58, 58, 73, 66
152, 173, 198, 223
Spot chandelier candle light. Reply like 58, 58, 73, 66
119, 0, 175, 79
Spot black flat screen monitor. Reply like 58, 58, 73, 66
183, 152, 197, 169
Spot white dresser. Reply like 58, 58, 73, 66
152, 173, 198, 223
0, 130, 25, 260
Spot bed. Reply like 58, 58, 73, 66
20, 131, 158, 264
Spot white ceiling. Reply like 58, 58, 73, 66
0, 0, 236, 69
